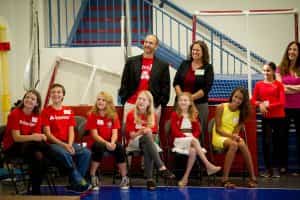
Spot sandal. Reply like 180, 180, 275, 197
221, 180, 236, 189
247, 179, 258, 188
159, 169, 175, 179
178, 179, 188, 187
147, 180, 156, 191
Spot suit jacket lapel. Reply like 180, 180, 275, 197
134, 55, 143, 82
150, 57, 159, 83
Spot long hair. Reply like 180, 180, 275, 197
228, 87, 251, 125
279, 41, 300, 76
189, 40, 210, 65
266, 61, 277, 80
175, 92, 198, 122
134, 90, 155, 128
18, 89, 42, 114
90, 91, 116, 120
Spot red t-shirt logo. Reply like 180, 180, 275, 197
127, 57, 153, 104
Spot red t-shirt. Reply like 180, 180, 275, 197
251, 80, 285, 118
3, 108, 42, 150
125, 109, 157, 142
170, 111, 201, 146
127, 57, 153, 104
85, 112, 121, 148
183, 65, 196, 93
41, 106, 75, 143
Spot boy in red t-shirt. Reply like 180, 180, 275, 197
41, 83, 91, 192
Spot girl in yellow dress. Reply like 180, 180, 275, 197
212, 87, 257, 188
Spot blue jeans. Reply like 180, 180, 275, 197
50, 143, 91, 185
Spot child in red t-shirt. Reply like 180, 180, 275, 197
41, 83, 91, 192
251, 62, 286, 178
85, 91, 129, 190
125, 90, 175, 190
170, 92, 221, 187
3, 89, 55, 194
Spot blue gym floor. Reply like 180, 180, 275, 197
41, 185, 300, 200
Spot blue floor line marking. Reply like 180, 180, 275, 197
39, 185, 300, 200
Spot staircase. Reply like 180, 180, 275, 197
48, 0, 266, 98
67, 0, 152, 46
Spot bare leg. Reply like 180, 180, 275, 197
90, 161, 100, 176
118, 162, 127, 177
180, 148, 197, 185
222, 140, 238, 181
238, 140, 256, 180
190, 139, 221, 174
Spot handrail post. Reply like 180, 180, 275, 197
295, 12, 299, 42
192, 14, 196, 42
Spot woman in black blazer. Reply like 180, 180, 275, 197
173, 40, 214, 137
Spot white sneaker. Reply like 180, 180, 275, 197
91, 176, 100, 191
119, 176, 130, 189
272, 169, 280, 178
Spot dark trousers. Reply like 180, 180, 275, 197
261, 117, 286, 170
5, 141, 57, 194
285, 108, 300, 170
91, 142, 126, 164
139, 134, 164, 179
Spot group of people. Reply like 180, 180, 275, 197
2, 34, 300, 194
251, 41, 300, 178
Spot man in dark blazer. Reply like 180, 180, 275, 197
118, 34, 170, 121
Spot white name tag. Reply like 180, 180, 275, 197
135, 124, 143, 129
97, 119, 104, 125
64, 110, 71, 114
32, 117, 38, 123
195, 69, 205, 75
232, 117, 239, 124
263, 101, 269, 107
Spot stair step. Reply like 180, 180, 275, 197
76, 28, 149, 33
89, 5, 150, 11
82, 16, 151, 23
82, 11, 151, 18
78, 20, 151, 29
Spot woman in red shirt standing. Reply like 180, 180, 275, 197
85, 91, 129, 190
125, 90, 175, 190
3, 89, 55, 194
170, 92, 221, 187
251, 62, 285, 178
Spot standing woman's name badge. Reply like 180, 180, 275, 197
195, 69, 205, 75
97, 119, 104, 125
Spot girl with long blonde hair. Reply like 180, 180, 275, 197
171, 92, 221, 187
125, 90, 175, 190
86, 91, 129, 190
